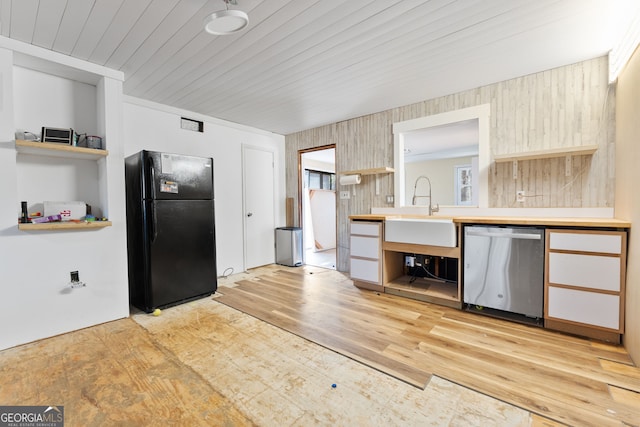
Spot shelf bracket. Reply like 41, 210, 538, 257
512, 160, 518, 180
375, 175, 380, 195
565, 155, 572, 176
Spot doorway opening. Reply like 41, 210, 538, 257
299, 146, 336, 270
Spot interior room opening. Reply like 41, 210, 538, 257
300, 146, 336, 270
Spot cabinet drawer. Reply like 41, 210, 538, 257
350, 258, 380, 283
548, 252, 620, 292
350, 235, 380, 259
350, 222, 380, 237
549, 232, 622, 254
547, 286, 619, 330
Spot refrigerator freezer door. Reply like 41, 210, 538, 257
144, 151, 214, 200
145, 199, 217, 309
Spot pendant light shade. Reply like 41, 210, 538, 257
204, 8, 249, 35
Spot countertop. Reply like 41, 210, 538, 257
349, 214, 631, 228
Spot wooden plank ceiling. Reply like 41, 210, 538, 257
0, 0, 637, 135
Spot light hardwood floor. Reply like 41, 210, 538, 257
0, 272, 533, 427
217, 265, 640, 427
1, 264, 637, 426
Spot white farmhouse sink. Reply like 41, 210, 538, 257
385, 217, 457, 247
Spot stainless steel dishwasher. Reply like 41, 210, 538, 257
463, 225, 544, 322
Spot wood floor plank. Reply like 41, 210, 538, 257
217, 265, 640, 426
609, 385, 640, 407
443, 310, 632, 364
217, 289, 431, 387
600, 359, 640, 380
270, 308, 432, 388
416, 333, 639, 422
427, 324, 640, 392
384, 343, 627, 427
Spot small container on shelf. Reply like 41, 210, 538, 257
31, 214, 62, 223
76, 134, 103, 149
20, 201, 28, 224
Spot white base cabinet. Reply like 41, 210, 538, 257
545, 229, 626, 342
349, 220, 383, 291
547, 287, 620, 330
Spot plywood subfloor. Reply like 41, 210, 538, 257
0, 317, 254, 426
216, 265, 640, 427
0, 288, 533, 426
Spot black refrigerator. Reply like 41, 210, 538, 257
125, 150, 217, 313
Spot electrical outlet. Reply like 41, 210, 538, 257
340, 191, 350, 199
414, 254, 423, 267
386, 195, 394, 204
69, 270, 86, 288
405, 256, 415, 267
516, 190, 525, 202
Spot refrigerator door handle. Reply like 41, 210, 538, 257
148, 157, 157, 199
150, 201, 158, 243
145, 156, 158, 242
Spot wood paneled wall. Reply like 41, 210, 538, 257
285, 57, 615, 271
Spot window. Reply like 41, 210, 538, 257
304, 169, 335, 190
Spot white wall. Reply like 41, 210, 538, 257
615, 45, 640, 363
0, 47, 129, 351
122, 98, 286, 276
14, 67, 102, 213
0, 39, 285, 351
304, 158, 335, 173
405, 156, 474, 206
14, 66, 98, 136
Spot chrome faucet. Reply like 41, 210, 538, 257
411, 175, 439, 215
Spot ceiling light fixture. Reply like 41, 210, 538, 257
204, 0, 249, 35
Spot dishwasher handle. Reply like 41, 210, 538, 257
465, 230, 542, 240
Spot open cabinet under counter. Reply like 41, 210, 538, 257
382, 240, 462, 309
384, 275, 460, 308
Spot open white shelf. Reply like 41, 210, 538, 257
340, 166, 394, 195
340, 166, 394, 176
494, 145, 598, 178
493, 145, 598, 163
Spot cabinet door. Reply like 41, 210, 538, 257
351, 222, 380, 237
350, 235, 380, 259
549, 232, 622, 254
350, 258, 380, 283
547, 287, 619, 330
548, 253, 620, 292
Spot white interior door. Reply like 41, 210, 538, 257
243, 146, 275, 270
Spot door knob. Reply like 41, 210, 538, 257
247, 212, 253, 217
